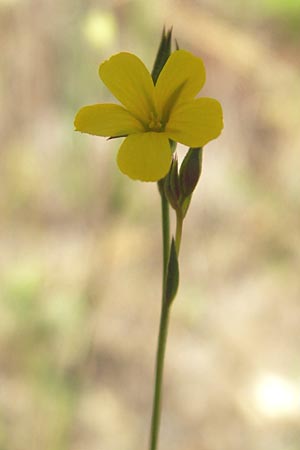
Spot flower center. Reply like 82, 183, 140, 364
148, 111, 163, 132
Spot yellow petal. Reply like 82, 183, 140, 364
99, 52, 155, 125
155, 50, 206, 121
117, 132, 172, 182
74, 104, 144, 136
166, 98, 223, 147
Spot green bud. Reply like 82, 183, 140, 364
179, 147, 202, 198
151, 27, 172, 85
164, 156, 180, 210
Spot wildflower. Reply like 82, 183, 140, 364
74, 50, 223, 181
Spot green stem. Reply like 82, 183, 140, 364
175, 210, 183, 255
149, 192, 185, 450
149, 189, 170, 450
161, 189, 170, 289
149, 301, 170, 450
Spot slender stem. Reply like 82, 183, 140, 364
149, 189, 170, 450
149, 191, 184, 450
149, 301, 170, 450
175, 210, 183, 255
161, 189, 170, 289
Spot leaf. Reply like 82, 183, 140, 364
165, 238, 179, 306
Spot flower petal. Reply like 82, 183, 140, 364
166, 98, 223, 147
99, 52, 155, 125
155, 50, 206, 121
117, 132, 172, 182
74, 104, 144, 137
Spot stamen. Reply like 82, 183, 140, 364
148, 112, 163, 131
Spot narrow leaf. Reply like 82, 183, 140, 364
165, 238, 179, 306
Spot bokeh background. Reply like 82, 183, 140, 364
1, 0, 300, 449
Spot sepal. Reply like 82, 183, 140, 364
151, 27, 173, 84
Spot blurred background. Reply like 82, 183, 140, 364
1, 0, 300, 449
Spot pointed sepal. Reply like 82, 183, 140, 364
151, 27, 172, 84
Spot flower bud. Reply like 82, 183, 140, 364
179, 147, 202, 198
164, 156, 180, 210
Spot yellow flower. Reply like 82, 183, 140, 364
74, 50, 223, 182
